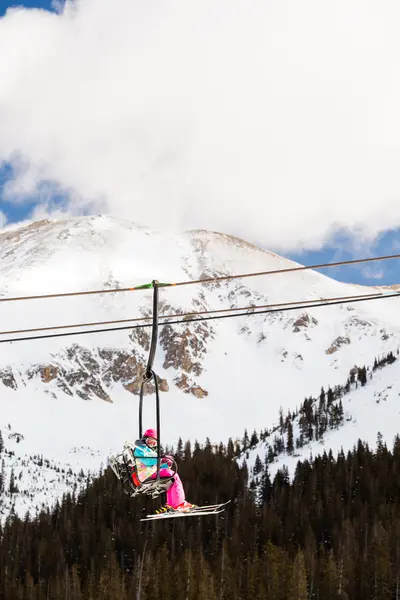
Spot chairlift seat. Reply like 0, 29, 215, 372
109, 447, 177, 499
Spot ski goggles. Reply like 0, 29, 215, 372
145, 436, 158, 448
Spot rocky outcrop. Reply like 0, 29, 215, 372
0, 303, 215, 400
174, 374, 208, 398
161, 323, 212, 375
8, 432, 24, 443
326, 336, 351, 355
41, 365, 58, 383
1, 342, 171, 402
99, 347, 168, 394
129, 327, 151, 352
160, 320, 213, 395
292, 313, 318, 333
99, 348, 141, 384
0, 368, 17, 390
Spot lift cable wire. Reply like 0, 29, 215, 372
1, 288, 399, 345
167, 253, 400, 288
0, 290, 395, 338
1, 252, 400, 304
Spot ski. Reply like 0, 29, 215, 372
140, 500, 231, 522
140, 507, 225, 521
181, 500, 231, 512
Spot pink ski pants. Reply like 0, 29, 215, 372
150, 468, 185, 508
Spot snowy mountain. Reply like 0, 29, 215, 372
0, 214, 400, 519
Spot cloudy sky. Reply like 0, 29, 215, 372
1, 0, 400, 284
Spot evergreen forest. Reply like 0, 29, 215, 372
1, 431, 400, 599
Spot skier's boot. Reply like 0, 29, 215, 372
155, 503, 174, 515
175, 501, 197, 513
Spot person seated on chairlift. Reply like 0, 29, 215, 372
123, 428, 196, 514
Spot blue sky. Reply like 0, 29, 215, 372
0, 0, 54, 16
1, 0, 400, 287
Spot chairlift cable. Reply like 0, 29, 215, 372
1, 288, 399, 344
0, 290, 388, 337
1, 252, 399, 303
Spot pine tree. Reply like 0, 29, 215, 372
366, 521, 392, 600
287, 421, 294, 455
327, 386, 334, 407
196, 550, 217, 600
250, 429, 259, 448
319, 387, 326, 409
320, 550, 339, 600
242, 429, 249, 451
176, 437, 183, 459
227, 438, 234, 459
8, 468, 18, 495
267, 445, 276, 464
288, 549, 308, 600
253, 454, 263, 475
183, 439, 192, 460
357, 366, 367, 386
263, 542, 287, 600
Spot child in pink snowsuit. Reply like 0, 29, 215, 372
132, 428, 195, 513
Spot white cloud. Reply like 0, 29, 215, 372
1, 0, 400, 252
50, 0, 65, 13
0, 210, 7, 229
361, 267, 385, 280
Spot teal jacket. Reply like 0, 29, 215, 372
133, 439, 170, 470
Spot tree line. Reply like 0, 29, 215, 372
1, 432, 400, 599
0, 349, 399, 599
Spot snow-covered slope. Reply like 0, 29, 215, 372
245, 352, 400, 485
0, 215, 399, 519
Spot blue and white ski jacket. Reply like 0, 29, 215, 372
133, 439, 170, 480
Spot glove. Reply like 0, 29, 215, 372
163, 454, 174, 467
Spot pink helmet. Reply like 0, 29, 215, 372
143, 428, 158, 439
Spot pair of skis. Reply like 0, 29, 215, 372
140, 500, 231, 521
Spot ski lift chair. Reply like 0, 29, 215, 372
109, 446, 178, 499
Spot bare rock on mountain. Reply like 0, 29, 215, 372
123, 372, 169, 395
75, 380, 111, 403
99, 348, 141, 384
40, 365, 59, 383
1, 343, 170, 402
56, 379, 73, 397
161, 322, 213, 377
129, 327, 151, 352
347, 316, 372, 329
66, 345, 100, 375
292, 313, 319, 333
160, 319, 213, 395
174, 373, 208, 398
326, 336, 351, 355
96, 347, 168, 396
0, 368, 17, 390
